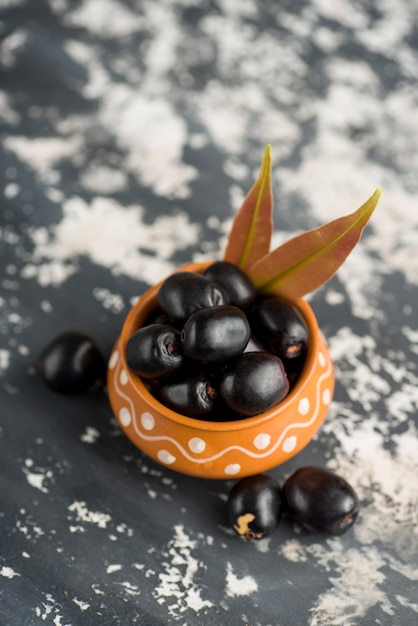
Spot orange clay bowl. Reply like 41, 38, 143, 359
107, 261, 335, 480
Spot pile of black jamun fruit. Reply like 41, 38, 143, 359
126, 261, 309, 421
227, 466, 360, 540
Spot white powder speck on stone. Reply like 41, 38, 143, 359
225, 562, 258, 597
92, 287, 125, 314
53, 615, 71, 626
40, 300, 53, 313
106, 564, 122, 574
0, 566, 20, 579
153, 525, 214, 615
4, 182, 19, 198
23, 461, 52, 493
80, 163, 127, 194
281, 539, 308, 563
68, 501, 111, 529
0, 90, 20, 125
25, 472, 49, 493
65, 0, 144, 38
80, 427, 100, 444
0, 349, 11, 374
4, 135, 81, 180
117, 581, 141, 597
72, 597, 90, 611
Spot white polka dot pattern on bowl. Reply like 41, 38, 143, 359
298, 397, 310, 415
282, 435, 297, 453
119, 369, 128, 385
188, 437, 206, 453
119, 407, 132, 427
141, 412, 155, 431
108, 350, 119, 370
157, 450, 176, 465
253, 433, 271, 450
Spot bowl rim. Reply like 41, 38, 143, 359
118, 260, 320, 433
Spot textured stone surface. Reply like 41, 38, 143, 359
1, 1, 418, 624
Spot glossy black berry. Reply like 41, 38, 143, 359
37, 331, 106, 393
157, 372, 219, 419
158, 271, 229, 322
220, 352, 289, 416
282, 354, 306, 390
181, 305, 250, 363
203, 261, 256, 309
126, 324, 183, 379
228, 474, 282, 540
282, 466, 360, 536
250, 296, 308, 360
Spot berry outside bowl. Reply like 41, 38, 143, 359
107, 261, 335, 480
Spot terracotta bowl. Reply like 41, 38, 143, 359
107, 261, 335, 479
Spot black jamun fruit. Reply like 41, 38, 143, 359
181, 305, 250, 363
37, 331, 106, 393
157, 371, 220, 419
282, 466, 360, 536
250, 296, 308, 360
126, 323, 184, 378
228, 474, 282, 540
220, 352, 289, 416
203, 261, 256, 309
158, 271, 229, 322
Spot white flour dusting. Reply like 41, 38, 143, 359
301, 346, 418, 622
23, 459, 52, 493
92, 288, 125, 314
24, 196, 199, 287
100, 91, 197, 198
80, 163, 127, 194
308, 543, 394, 625
64, 0, 144, 38
0, 566, 20, 579
67, 501, 111, 529
153, 525, 214, 615
4, 135, 81, 180
0, 349, 11, 374
72, 597, 90, 611
225, 562, 258, 597
106, 564, 122, 574
80, 427, 100, 444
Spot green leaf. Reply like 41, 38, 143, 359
223, 145, 273, 270
247, 188, 381, 299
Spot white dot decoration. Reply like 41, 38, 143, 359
253, 433, 271, 450
322, 388, 331, 405
282, 435, 297, 453
119, 407, 132, 427
108, 350, 119, 370
157, 450, 176, 465
141, 412, 155, 431
298, 397, 310, 415
188, 437, 206, 454
318, 351, 326, 367
225, 464, 241, 475
119, 369, 128, 385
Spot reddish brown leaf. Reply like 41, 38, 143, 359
247, 188, 381, 299
223, 145, 273, 270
